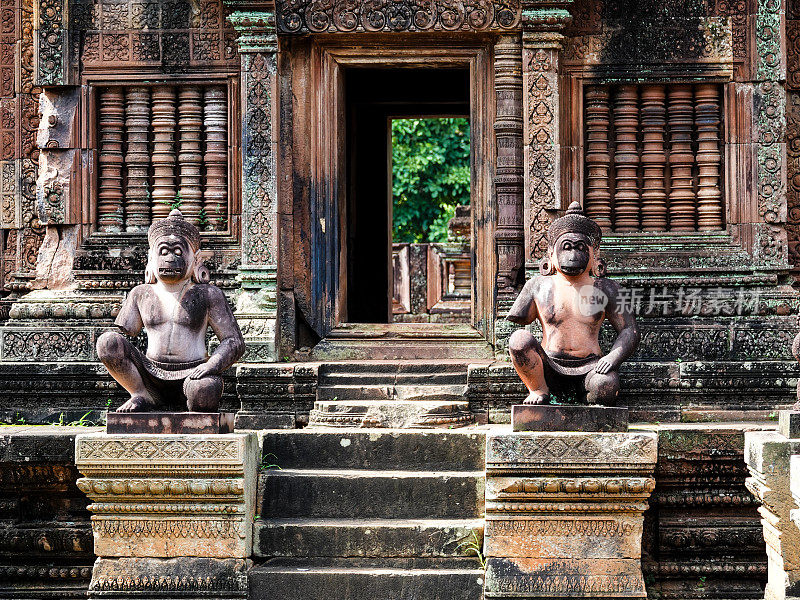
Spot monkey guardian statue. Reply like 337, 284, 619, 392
506, 202, 640, 406
97, 209, 245, 413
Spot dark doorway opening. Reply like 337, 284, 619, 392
345, 67, 470, 324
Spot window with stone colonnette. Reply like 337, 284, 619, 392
94, 83, 231, 233
583, 83, 724, 233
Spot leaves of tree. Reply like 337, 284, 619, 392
391, 117, 470, 243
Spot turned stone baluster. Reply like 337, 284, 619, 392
640, 85, 668, 232
584, 86, 612, 231
667, 84, 697, 231
151, 86, 177, 220
203, 86, 228, 231
124, 87, 151, 231
612, 85, 640, 232
98, 88, 125, 232
695, 84, 724, 231
177, 87, 204, 225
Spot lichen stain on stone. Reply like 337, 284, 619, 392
594, 0, 712, 70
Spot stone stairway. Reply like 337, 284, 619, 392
249, 428, 486, 600
308, 361, 485, 428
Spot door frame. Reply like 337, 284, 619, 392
305, 35, 497, 348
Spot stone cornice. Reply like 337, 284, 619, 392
521, 0, 573, 32
226, 11, 277, 53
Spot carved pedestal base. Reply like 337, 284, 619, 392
484, 430, 657, 599
75, 432, 257, 598
511, 405, 628, 432
746, 419, 800, 600
105, 412, 236, 434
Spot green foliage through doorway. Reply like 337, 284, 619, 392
391, 118, 470, 243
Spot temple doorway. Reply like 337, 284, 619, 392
344, 68, 471, 324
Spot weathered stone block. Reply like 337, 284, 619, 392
88, 556, 249, 599
780, 410, 800, 439
745, 429, 800, 600
106, 411, 236, 434
484, 431, 657, 599
511, 405, 628, 432
75, 433, 257, 559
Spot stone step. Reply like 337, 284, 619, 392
248, 558, 485, 600
254, 518, 484, 558
316, 384, 467, 402
318, 362, 469, 387
259, 429, 485, 471
259, 469, 484, 519
308, 399, 474, 428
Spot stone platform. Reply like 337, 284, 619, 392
484, 429, 658, 599
75, 432, 257, 599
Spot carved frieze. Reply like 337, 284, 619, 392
275, 0, 521, 34
73, 0, 240, 70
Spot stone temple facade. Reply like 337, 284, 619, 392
1, 0, 800, 599
0, 0, 798, 424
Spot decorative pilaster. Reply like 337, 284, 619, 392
751, 0, 788, 266
521, 1, 573, 270
494, 34, 524, 294
75, 432, 257, 599
484, 430, 657, 599
228, 11, 278, 362
745, 422, 800, 600
34, 0, 71, 86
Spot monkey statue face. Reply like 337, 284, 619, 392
552, 232, 592, 277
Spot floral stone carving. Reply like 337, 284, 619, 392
75, 432, 257, 559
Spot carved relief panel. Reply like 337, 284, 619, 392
1, 0, 43, 293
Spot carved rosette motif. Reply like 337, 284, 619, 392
75, 433, 257, 560
484, 431, 657, 599
788, 97, 800, 273
752, 0, 788, 267
35, 0, 66, 85
276, 0, 520, 33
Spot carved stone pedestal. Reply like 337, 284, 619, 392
484, 430, 658, 598
745, 418, 800, 600
75, 432, 257, 599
